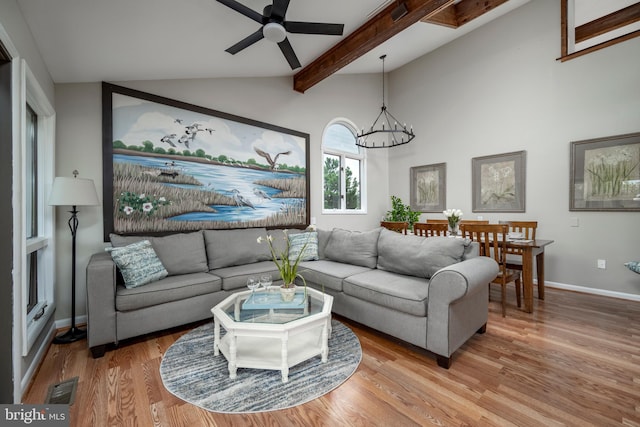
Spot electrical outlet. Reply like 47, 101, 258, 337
477, 216, 483, 220
570, 217, 579, 227
597, 259, 606, 269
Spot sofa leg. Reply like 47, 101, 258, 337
436, 355, 452, 369
477, 323, 487, 334
90, 345, 106, 358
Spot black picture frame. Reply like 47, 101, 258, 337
102, 82, 310, 241
570, 132, 640, 211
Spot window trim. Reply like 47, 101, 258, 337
13, 59, 56, 356
321, 119, 367, 215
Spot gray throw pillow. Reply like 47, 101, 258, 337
151, 232, 208, 275
325, 228, 381, 268
110, 231, 208, 276
377, 228, 471, 278
204, 228, 271, 269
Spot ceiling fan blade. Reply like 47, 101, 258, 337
284, 21, 344, 36
225, 29, 265, 54
277, 38, 301, 70
271, 0, 290, 20
216, 0, 263, 24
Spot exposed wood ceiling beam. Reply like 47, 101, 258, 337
575, 3, 640, 44
293, 0, 454, 93
422, 0, 509, 28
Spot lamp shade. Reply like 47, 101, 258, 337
48, 176, 100, 207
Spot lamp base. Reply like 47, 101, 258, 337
53, 326, 87, 344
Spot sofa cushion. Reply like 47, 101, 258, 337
204, 228, 271, 269
110, 231, 208, 276
316, 229, 332, 260
377, 228, 471, 278
289, 231, 319, 261
325, 228, 381, 268
211, 261, 282, 291
115, 272, 222, 311
298, 260, 372, 292
106, 240, 168, 288
343, 270, 429, 317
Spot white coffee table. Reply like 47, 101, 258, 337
211, 287, 333, 383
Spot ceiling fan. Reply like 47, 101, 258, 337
216, 0, 345, 70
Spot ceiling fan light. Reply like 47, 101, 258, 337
263, 22, 286, 43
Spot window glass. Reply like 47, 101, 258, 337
322, 121, 365, 213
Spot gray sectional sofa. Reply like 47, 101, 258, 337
86, 227, 498, 368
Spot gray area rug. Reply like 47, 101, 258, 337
160, 319, 362, 413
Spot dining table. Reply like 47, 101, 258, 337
505, 238, 554, 313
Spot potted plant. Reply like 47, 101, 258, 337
257, 230, 309, 302
383, 195, 421, 229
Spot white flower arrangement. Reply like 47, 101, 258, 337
443, 209, 463, 229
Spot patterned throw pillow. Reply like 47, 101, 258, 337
288, 231, 319, 262
625, 261, 640, 274
106, 240, 168, 288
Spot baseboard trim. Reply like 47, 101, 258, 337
21, 322, 56, 401
543, 281, 640, 302
54, 315, 88, 331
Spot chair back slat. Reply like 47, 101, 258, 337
499, 221, 538, 255
413, 222, 448, 237
380, 221, 408, 235
460, 223, 509, 273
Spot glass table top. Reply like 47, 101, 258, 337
219, 288, 327, 325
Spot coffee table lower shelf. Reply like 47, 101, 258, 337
215, 326, 327, 383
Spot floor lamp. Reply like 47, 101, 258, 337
48, 170, 99, 344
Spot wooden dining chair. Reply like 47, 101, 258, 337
459, 219, 489, 226
460, 223, 522, 317
425, 219, 448, 225
413, 222, 448, 237
500, 220, 539, 297
380, 221, 408, 235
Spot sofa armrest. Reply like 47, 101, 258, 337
426, 256, 499, 359
86, 252, 118, 351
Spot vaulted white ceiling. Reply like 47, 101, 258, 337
16, 0, 533, 84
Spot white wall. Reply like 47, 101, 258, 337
387, 0, 640, 295
54, 74, 389, 320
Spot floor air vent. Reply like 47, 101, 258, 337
45, 376, 78, 405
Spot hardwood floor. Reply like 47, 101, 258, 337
24, 287, 640, 427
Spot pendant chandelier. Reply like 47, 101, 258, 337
356, 54, 415, 149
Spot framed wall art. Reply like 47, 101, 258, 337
410, 163, 446, 212
570, 132, 640, 211
472, 151, 526, 213
102, 82, 310, 240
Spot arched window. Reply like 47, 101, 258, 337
322, 120, 366, 213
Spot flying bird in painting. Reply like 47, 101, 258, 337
174, 119, 184, 124
178, 134, 191, 148
185, 123, 203, 134
231, 189, 255, 209
254, 147, 291, 170
160, 134, 177, 147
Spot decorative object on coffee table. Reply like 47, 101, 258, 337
257, 230, 312, 300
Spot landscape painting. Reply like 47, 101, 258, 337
102, 83, 310, 240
